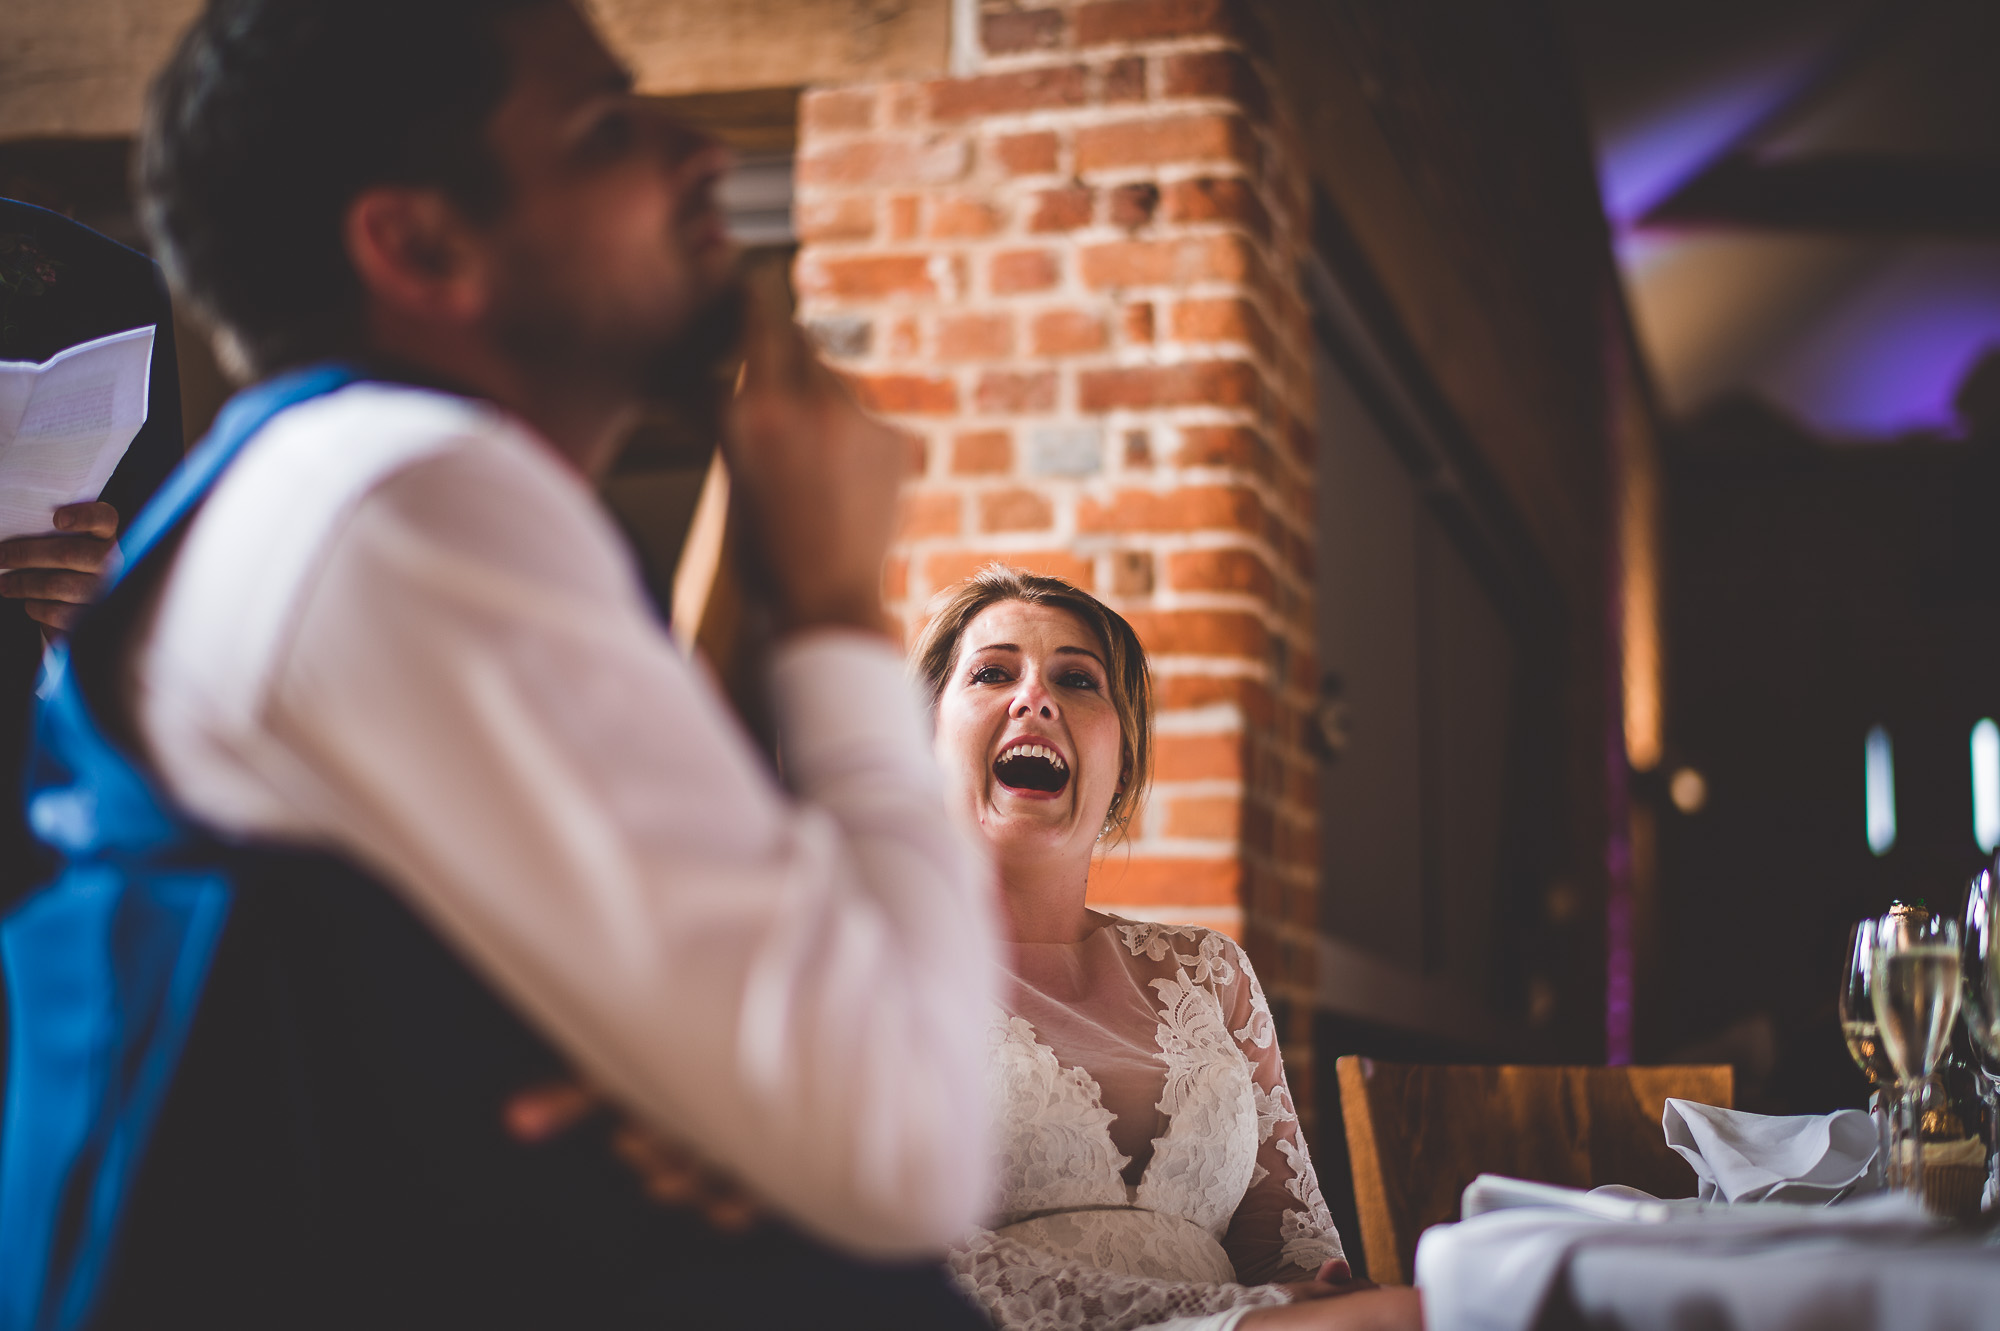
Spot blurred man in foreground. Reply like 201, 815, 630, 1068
0, 1, 1000, 1326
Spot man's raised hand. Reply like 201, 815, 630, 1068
724, 271, 909, 638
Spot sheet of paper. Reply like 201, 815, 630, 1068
0, 325, 155, 542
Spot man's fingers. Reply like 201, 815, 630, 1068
640, 1172, 706, 1204
703, 1193, 760, 1234
53, 502, 119, 540
0, 535, 116, 574
24, 600, 84, 634
511, 1089, 764, 1237
609, 1125, 761, 1227
502, 1080, 604, 1142
738, 269, 809, 397
0, 569, 104, 606
612, 1125, 706, 1180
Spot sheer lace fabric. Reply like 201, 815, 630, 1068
949, 919, 1345, 1329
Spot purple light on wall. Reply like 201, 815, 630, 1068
1594, 54, 1823, 228
1756, 245, 2000, 438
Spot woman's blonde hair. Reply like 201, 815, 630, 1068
912, 564, 1153, 843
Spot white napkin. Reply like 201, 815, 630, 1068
1416, 1193, 1934, 1331
1663, 1098, 1881, 1204
1461, 1173, 1678, 1221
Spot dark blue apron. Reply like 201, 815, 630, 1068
0, 368, 986, 1331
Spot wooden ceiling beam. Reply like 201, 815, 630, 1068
1644, 153, 2000, 235
0, 0, 947, 142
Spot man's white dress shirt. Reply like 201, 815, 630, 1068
128, 382, 1000, 1258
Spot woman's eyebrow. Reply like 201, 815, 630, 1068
1054, 646, 1107, 666
972, 642, 1020, 654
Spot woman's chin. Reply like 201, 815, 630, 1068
980, 797, 1083, 847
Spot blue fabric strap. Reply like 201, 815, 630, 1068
112, 363, 366, 583
0, 363, 364, 1331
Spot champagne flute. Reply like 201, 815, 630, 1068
1872, 906, 1962, 1195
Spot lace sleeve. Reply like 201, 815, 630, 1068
1213, 944, 1347, 1286
948, 1227, 1292, 1331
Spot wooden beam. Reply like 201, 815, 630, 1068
0, 0, 201, 139
0, 0, 948, 142
1646, 153, 2000, 236
643, 88, 802, 157
585, 0, 947, 97
671, 448, 732, 654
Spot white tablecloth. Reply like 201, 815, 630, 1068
1415, 1194, 2000, 1331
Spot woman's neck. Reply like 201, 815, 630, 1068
997, 849, 1101, 944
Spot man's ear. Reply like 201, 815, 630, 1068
344, 187, 488, 327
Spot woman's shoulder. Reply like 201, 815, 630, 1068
1100, 916, 1253, 986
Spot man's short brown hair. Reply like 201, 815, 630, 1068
139, 0, 548, 376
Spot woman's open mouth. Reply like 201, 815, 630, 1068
994, 741, 1069, 795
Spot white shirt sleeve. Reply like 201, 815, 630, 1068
133, 398, 1002, 1258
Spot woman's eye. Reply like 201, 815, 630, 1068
971, 665, 1011, 684
1060, 672, 1100, 691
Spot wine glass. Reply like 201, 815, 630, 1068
1962, 869, 2000, 1204
1963, 871, 2000, 1076
1841, 917, 1895, 1116
1872, 906, 1962, 1195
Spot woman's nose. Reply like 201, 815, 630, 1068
1011, 683, 1055, 720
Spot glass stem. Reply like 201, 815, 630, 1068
1868, 1085, 1892, 1189
1893, 1080, 1921, 1195
1983, 1077, 2000, 1181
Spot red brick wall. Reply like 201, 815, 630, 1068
794, 0, 1321, 1078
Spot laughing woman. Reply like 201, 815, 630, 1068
918, 566, 1420, 1331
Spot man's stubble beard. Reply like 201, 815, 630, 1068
635, 278, 747, 410
488, 245, 748, 415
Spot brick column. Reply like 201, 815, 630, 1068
793, 0, 1320, 1076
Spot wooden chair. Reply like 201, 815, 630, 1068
1334, 1058, 1733, 1284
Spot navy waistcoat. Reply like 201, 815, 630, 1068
0, 369, 984, 1331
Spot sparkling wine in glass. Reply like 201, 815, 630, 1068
1873, 905, 1962, 1195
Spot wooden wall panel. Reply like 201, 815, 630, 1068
1253, 0, 1641, 1059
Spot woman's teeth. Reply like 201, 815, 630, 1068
1002, 743, 1065, 770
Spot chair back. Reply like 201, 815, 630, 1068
1334, 1058, 1733, 1284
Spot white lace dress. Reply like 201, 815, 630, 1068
949, 918, 1346, 1331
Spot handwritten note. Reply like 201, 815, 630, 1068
0, 325, 154, 541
